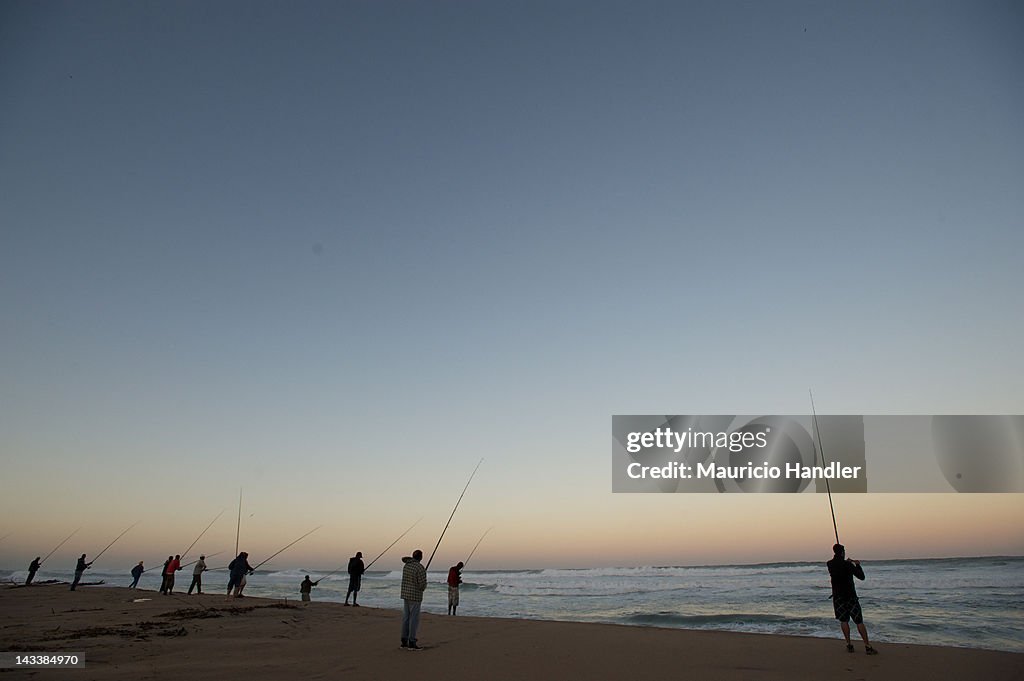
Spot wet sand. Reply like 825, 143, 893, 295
1, 584, 1021, 680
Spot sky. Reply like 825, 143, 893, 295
1, 1, 1022, 572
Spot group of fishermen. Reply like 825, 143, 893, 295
23, 554, 95, 591
23, 544, 875, 654
145, 554, 208, 595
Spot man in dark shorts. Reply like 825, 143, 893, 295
345, 551, 364, 606
827, 543, 877, 655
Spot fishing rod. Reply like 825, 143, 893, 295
366, 517, 423, 570
181, 509, 226, 561
250, 526, 322, 571
463, 526, 493, 568
234, 488, 243, 558
91, 522, 139, 564
146, 549, 228, 573
41, 527, 81, 565
809, 389, 840, 545
181, 550, 226, 570
316, 518, 424, 581
426, 458, 483, 570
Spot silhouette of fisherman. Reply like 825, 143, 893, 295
159, 555, 173, 593
300, 574, 320, 603
129, 561, 144, 588
26, 557, 41, 585
447, 561, 464, 615
400, 549, 427, 649
227, 551, 254, 598
188, 555, 207, 594
827, 543, 878, 655
164, 555, 182, 594
70, 554, 92, 590
345, 551, 365, 606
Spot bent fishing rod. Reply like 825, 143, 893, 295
91, 522, 140, 565
463, 526, 493, 568
426, 458, 483, 570
809, 389, 840, 545
41, 527, 81, 565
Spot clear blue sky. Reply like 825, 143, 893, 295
1, 1, 1022, 570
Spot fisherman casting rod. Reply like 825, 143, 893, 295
426, 458, 483, 570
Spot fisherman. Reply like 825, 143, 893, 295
26, 557, 41, 585
129, 561, 144, 588
827, 544, 878, 655
188, 555, 207, 594
236, 552, 253, 597
300, 575, 319, 603
227, 551, 253, 598
70, 554, 92, 591
159, 555, 173, 593
447, 561, 464, 615
400, 549, 428, 649
345, 551, 365, 606
164, 554, 182, 594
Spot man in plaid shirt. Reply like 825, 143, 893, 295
400, 549, 428, 649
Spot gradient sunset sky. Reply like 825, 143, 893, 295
2, 1, 1022, 571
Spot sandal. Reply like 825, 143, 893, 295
866, 646, 879, 655
846, 643, 855, 653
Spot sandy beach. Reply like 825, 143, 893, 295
1, 585, 1021, 680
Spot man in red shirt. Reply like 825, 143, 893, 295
164, 555, 182, 595
447, 561, 464, 616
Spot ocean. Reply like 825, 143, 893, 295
5, 556, 1022, 653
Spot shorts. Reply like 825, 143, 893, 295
448, 585, 459, 607
348, 575, 361, 592
833, 596, 863, 624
